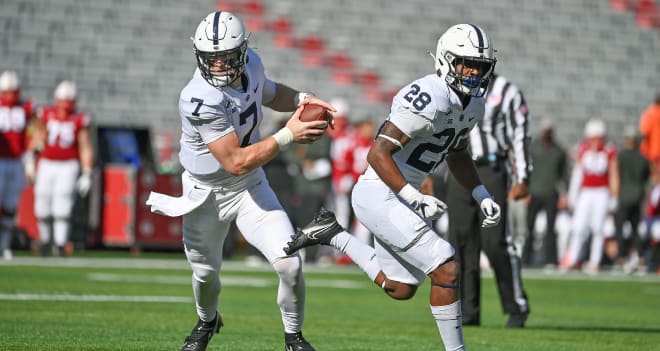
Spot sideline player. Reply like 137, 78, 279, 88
285, 24, 501, 350
0, 70, 34, 260
146, 12, 334, 351
33, 80, 94, 256
561, 118, 619, 274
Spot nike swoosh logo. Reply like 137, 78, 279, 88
420, 203, 429, 217
253, 83, 259, 93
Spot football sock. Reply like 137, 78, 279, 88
430, 301, 465, 351
272, 256, 305, 333
191, 274, 221, 323
330, 232, 380, 281
53, 218, 69, 247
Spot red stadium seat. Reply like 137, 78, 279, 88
609, 0, 633, 11
634, 0, 660, 28
241, 0, 266, 32
327, 52, 354, 85
270, 17, 294, 48
297, 35, 325, 67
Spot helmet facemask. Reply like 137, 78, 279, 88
194, 40, 248, 87
443, 53, 496, 97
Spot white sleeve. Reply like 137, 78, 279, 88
261, 78, 277, 104
388, 105, 432, 138
180, 97, 234, 144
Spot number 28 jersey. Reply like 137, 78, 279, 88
361, 74, 485, 188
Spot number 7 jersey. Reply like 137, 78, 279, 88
362, 74, 485, 188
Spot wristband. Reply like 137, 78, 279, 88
272, 127, 294, 147
294, 92, 312, 106
398, 183, 421, 204
471, 185, 491, 203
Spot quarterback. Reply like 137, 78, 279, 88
146, 11, 334, 351
286, 24, 501, 350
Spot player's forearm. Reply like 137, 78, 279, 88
264, 83, 299, 112
78, 129, 94, 172
213, 138, 281, 176
445, 149, 482, 192
367, 146, 407, 193
609, 159, 620, 198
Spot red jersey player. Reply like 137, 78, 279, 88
33, 80, 94, 256
0, 70, 34, 260
561, 118, 619, 273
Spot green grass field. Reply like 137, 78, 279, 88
1, 255, 659, 351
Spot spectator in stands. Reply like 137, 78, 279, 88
561, 118, 619, 274
145, 12, 334, 351
525, 118, 568, 267
639, 94, 660, 179
0, 70, 34, 260
33, 80, 93, 257
615, 126, 650, 273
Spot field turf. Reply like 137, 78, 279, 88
1, 254, 659, 350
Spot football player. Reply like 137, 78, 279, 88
146, 12, 334, 351
285, 24, 501, 350
560, 118, 619, 274
33, 80, 94, 256
0, 70, 34, 260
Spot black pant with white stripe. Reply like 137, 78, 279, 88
446, 161, 529, 325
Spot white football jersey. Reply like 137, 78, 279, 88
361, 74, 485, 188
178, 48, 275, 186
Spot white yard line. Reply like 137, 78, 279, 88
0, 293, 192, 303
87, 272, 366, 289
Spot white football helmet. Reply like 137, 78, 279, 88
54, 80, 77, 100
192, 11, 249, 88
431, 24, 496, 97
584, 118, 606, 138
0, 70, 20, 91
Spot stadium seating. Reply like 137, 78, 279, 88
1, 0, 659, 147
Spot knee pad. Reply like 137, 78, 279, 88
272, 256, 302, 286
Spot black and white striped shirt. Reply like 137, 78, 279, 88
469, 74, 532, 183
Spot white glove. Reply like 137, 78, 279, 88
23, 151, 36, 182
76, 171, 92, 196
398, 184, 448, 220
472, 185, 501, 228
608, 197, 618, 213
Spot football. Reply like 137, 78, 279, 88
298, 104, 330, 122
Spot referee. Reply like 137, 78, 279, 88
446, 73, 532, 328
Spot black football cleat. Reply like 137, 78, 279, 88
285, 331, 316, 351
181, 312, 223, 351
283, 208, 344, 255
506, 312, 528, 328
